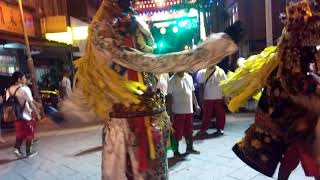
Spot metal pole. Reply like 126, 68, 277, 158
17, 0, 42, 104
265, 0, 273, 46
197, 0, 202, 42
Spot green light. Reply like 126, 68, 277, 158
156, 41, 165, 50
160, 27, 166, 34
178, 20, 189, 27
172, 26, 179, 33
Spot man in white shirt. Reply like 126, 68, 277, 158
22, 74, 42, 143
156, 73, 169, 96
167, 72, 201, 157
61, 70, 72, 99
6, 71, 40, 158
196, 65, 227, 137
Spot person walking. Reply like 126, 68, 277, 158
196, 65, 227, 137
61, 69, 72, 99
23, 74, 41, 143
0, 95, 5, 143
6, 71, 41, 158
167, 72, 201, 157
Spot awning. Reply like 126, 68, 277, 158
0, 31, 78, 51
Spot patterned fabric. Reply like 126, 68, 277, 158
102, 112, 170, 180
91, 23, 237, 74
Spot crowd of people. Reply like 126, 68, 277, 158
0, 66, 229, 159
159, 65, 228, 158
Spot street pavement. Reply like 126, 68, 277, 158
0, 114, 313, 180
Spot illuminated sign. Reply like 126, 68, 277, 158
45, 26, 88, 45
0, 55, 17, 74
0, 55, 16, 65
40, 16, 68, 33
139, 8, 198, 22
154, 18, 198, 29
72, 26, 88, 40
45, 27, 73, 45
0, 1, 35, 36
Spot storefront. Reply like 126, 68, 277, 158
0, 2, 76, 87
0, 50, 18, 74
0, 1, 35, 75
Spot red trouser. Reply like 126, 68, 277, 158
15, 120, 34, 141
200, 99, 226, 131
31, 112, 37, 134
279, 143, 320, 177
173, 114, 193, 141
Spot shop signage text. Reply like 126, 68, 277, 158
0, 55, 16, 65
0, 1, 35, 36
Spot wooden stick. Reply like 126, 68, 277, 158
17, 0, 43, 107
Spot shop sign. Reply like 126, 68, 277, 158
0, 55, 16, 65
40, 16, 68, 33
0, 1, 35, 36
44, 17, 89, 45
0, 55, 17, 74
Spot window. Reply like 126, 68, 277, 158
228, 2, 239, 25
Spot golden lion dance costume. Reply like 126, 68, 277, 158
60, 0, 238, 179
220, 0, 320, 178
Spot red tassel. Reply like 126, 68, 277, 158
132, 117, 149, 172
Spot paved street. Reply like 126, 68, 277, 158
0, 114, 313, 180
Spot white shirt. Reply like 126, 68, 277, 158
156, 74, 169, 96
168, 73, 195, 114
198, 67, 226, 100
62, 76, 72, 98
6, 85, 33, 121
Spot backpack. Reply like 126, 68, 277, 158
1, 87, 26, 122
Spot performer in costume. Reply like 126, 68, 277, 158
220, 0, 320, 179
60, 0, 239, 179
279, 49, 320, 180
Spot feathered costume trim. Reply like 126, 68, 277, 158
220, 46, 278, 112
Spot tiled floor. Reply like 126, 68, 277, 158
0, 114, 313, 180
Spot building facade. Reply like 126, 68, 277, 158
224, 0, 286, 56
0, 0, 99, 89
67, 0, 101, 22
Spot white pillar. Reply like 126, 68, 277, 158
265, 0, 273, 46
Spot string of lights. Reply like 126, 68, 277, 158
134, 0, 213, 14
